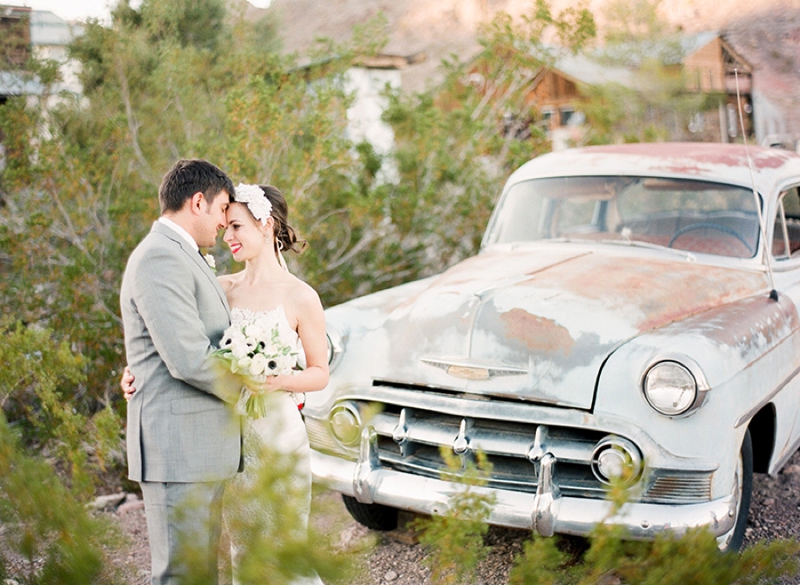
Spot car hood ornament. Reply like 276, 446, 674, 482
421, 357, 528, 380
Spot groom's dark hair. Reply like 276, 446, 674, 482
159, 159, 235, 214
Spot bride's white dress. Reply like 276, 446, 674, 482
226, 306, 324, 585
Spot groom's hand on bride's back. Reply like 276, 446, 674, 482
121, 366, 136, 401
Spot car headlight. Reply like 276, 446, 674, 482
329, 401, 361, 447
326, 326, 344, 371
643, 361, 697, 416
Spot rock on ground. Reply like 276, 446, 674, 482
105, 449, 800, 584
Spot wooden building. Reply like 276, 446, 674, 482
520, 33, 759, 148
682, 32, 754, 141
0, 5, 32, 94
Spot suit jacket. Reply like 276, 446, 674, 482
121, 221, 242, 483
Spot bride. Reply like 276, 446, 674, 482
123, 184, 328, 585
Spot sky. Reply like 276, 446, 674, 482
3, 0, 272, 23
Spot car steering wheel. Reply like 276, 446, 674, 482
667, 222, 754, 255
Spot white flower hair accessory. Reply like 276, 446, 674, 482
234, 183, 272, 225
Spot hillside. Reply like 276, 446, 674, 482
254, 0, 800, 143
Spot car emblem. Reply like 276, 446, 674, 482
421, 357, 528, 379
447, 365, 490, 380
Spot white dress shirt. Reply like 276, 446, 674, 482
157, 216, 199, 252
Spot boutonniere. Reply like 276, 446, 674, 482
204, 253, 217, 273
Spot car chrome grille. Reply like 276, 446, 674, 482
355, 399, 611, 499
318, 396, 713, 504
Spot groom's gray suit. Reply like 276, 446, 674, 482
121, 220, 242, 584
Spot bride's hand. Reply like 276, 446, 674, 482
260, 375, 285, 394
121, 366, 137, 402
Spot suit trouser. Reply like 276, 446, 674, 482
140, 480, 226, 585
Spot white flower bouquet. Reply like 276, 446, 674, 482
215, 318, 298, 418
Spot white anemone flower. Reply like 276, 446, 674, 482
249, 353, 269, 377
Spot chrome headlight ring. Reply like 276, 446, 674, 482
641, 355, 710, 418
591, 435, 643, 486
329, 401, 362, 448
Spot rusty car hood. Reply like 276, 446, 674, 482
329, 246, 769, 409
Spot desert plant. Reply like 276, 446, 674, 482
509, 477, 800, 585
189, 429, 355, 585
0, 319, 120, 497
0, 411, 124, 584
509, 524, 800, 585
413, 448, 496, 585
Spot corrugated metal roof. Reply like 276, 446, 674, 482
681, 31, 720, 58
30, 10, 82, 46
553, 53, 638, 88
0, 70, 43, 96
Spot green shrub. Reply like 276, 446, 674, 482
195, 434, 355, 585
509, 525, 800, 585
414, 448, 496, 585
0, 412, 124, 584
508, 478, 800, 585
0, 319, 121, 498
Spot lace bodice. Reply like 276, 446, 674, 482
230, 305, 300, 361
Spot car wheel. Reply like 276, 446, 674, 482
342, 495, 399, 531
718, 429, 753, 552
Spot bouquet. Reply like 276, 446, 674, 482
215, 318, 298, 418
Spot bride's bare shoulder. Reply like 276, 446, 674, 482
287, 275, 323, 309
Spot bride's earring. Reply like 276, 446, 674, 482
278, 240, 284, 251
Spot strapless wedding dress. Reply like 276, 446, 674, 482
226, 306, 324, 585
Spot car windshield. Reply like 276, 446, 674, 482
485, 176, 762, 258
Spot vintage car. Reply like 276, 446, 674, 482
304, 142, 800, 550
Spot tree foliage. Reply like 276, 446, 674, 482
0, 0, 597, 443
2, 0, 800, 581
0, 319, 120, 497
216, 439, 354, 585
414, 449, 496, 585
0, 408, 123, 584
351, 1, 596, 288
509, 526, 800, 584
600, 0, 682, 66
515, 476, 755, 582
577, 0, 711, 145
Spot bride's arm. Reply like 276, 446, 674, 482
262, 285, 329, 394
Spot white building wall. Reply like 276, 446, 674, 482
752, 89, 792, 149
30, 11, 84, 97
344, 66, 402, 183
344, 66, 400, 156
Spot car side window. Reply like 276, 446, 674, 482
774, 187, 800, 260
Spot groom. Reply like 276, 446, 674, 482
120, 159, 243, 585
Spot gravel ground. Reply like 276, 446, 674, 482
100, 448, 800, 585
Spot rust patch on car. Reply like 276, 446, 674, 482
700, 295, 800, 353
510, 254, 769, 333
500, 308, 575, 355
583, 143, 794, 170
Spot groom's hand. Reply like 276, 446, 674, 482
121, 366, 137, 401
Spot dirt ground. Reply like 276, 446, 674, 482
101, 448, 800, 585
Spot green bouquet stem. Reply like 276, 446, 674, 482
245, 391, 269, 419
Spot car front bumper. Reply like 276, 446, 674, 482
311, 445, 737, 540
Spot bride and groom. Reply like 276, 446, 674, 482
120, 159, 328, 585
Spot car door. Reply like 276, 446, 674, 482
767, 184, 800, 472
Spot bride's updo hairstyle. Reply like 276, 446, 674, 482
259, 185, 306, 255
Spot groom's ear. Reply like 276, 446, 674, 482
188, 191, 205, 216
